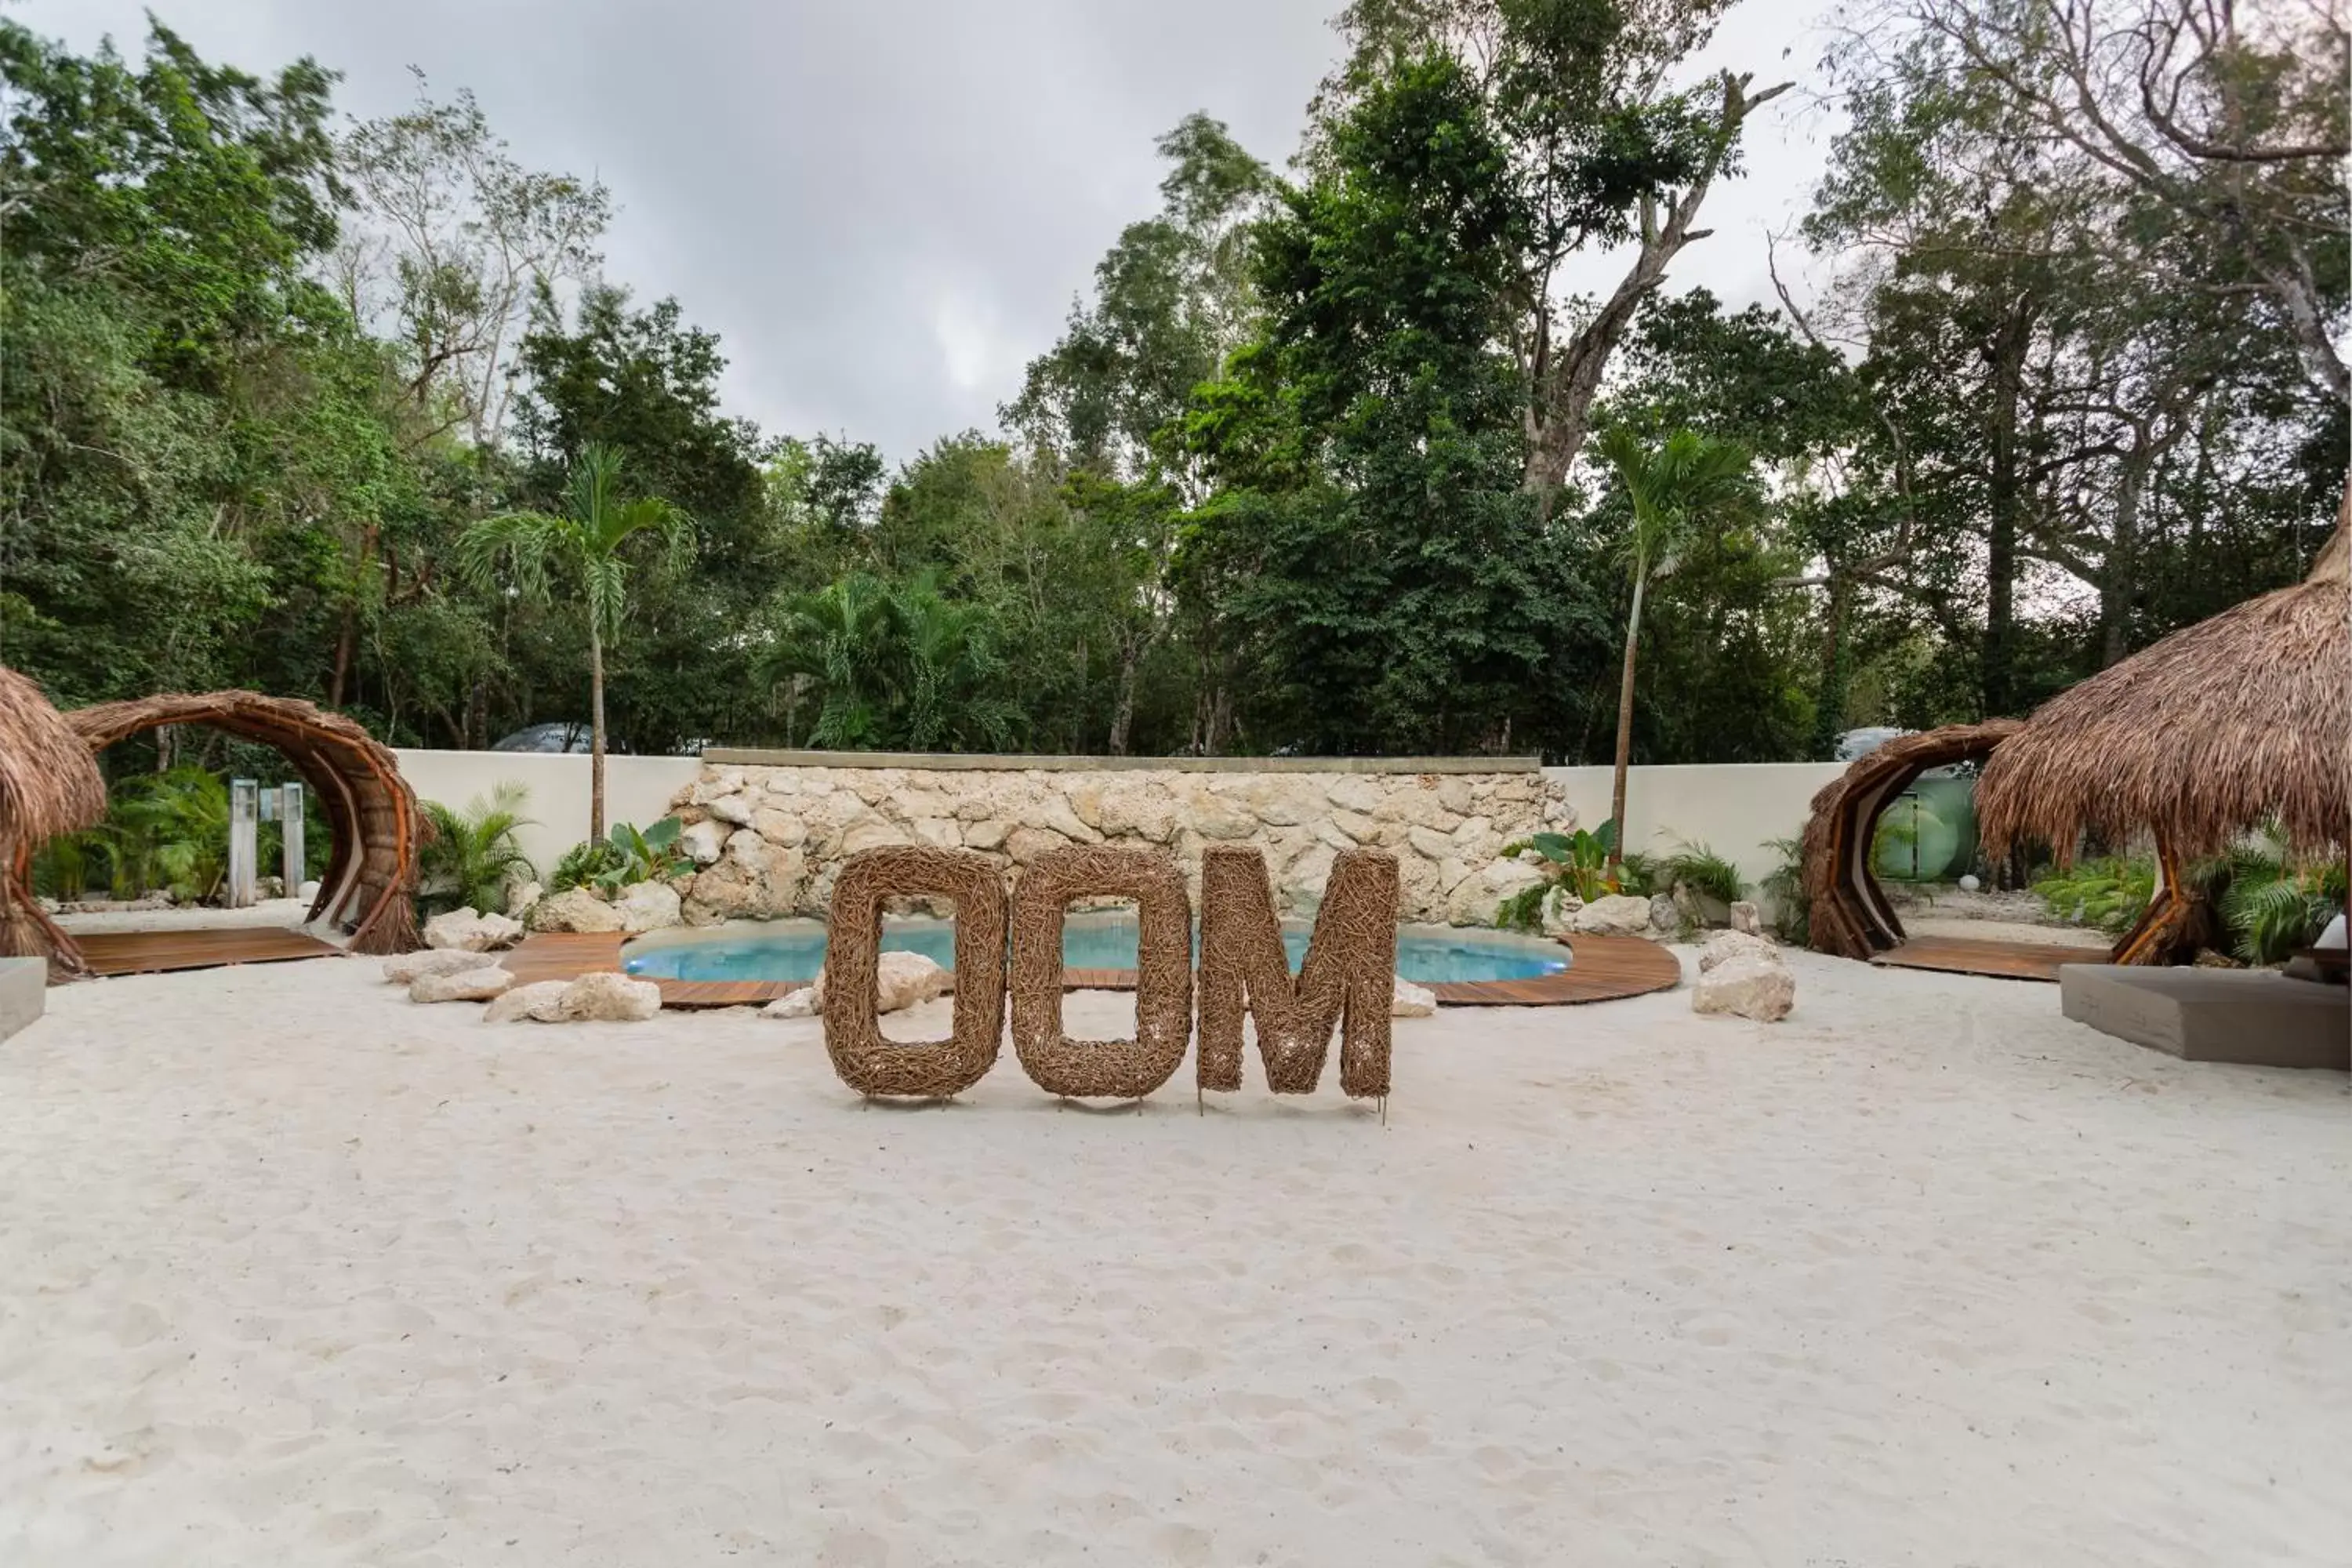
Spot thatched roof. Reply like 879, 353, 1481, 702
1978, 524, 2350, 859
0, 666, 106, 848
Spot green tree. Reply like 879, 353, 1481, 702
1592, 427, 1752, 860
457, 444, 691, 836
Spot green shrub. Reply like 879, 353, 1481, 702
1493, 882, 1548, 934
1759, 836, 1809, 946
2032, 856, 2156, 932
1661, 840, 1745, 905
551, 817, 687, 895
2217, 833, 2347, 964
419, 783, 535, 916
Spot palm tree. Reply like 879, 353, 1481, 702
1593, 426, 1751, 868
459, 444, 691, 838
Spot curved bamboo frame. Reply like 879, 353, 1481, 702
3, 691, 425, 976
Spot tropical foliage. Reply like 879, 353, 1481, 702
550, 818, 687, 896
418, 784, 535, 916
0, 5, 2339, 782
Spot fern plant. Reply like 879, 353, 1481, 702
1759, 836, 1809, 946
2032, 857, 2155, 933
1662, 840, 1745, 906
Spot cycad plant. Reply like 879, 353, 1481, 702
459, 443, 693, 838
418, 783, 536, 916
1592, 426, 1751, 868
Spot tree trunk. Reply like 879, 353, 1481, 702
1980, 299, 2035, 715
588, 622, 608, 841
328, 606, 357, 709
2100, 432, 2155, 667
1107, 633, 1141, 757
1606, 570, 1649, 868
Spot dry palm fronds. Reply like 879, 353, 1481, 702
821, 846, 1008, 1099
1977, 528, 2349, 862
1196, 845, 1399, 1100
0, 666, 110, 975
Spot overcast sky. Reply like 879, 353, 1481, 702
18, 0, 1846, 460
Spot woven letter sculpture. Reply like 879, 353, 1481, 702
1197, 845, 1399, 1099
1010, 844, 1194, 1098
822, 847, 1008, 1098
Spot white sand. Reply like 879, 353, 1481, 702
2, 949, 2345, 1566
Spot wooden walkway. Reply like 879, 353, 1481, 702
1871, 934, 2111, 983
507, 931, 1681, 1010
77, 926, 346, 978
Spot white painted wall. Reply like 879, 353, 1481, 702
1544, 763, 1846, 892
391, 750, 1846, 900
394, 750, 702, 884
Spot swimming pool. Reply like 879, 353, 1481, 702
622, 912, 1570, 986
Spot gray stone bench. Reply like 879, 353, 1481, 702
2, 956, 45, 1045
2059, 964, 2349, 1070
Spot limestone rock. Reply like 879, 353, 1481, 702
383, 948, 499, 985
507, 880, 543, 920
680, 818, 728, 866
1444, 857, 1547, 927
760, 950, 946, 1018
752, 806, 806, 846
410, 965, 514, 1004
1391, 978, 1437, 1018
613, 879, 684, 935
557, 971, 663, 1022
296, 879, 322, 904
1647, 895, 1682, 935
485, 980, 573, 1023
1692, 952, 1795, 1022
1539, 886, 1583, 939
423, 906, 525, 953
1570, 894, 1654, 937
1729, 900, 1763, 936
1697, 930, 1780, 973
1004, 826, 1069, 865
531, 887, 624, 934
707, 793, 755, 827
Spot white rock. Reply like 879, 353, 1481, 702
296, 880, 321, 903
760, 951, 946, 1019
1570, 894, 1655, 937
484, 980, 574, 1023
1958, 874, 1981, 893
762, 986, 821, 1019
679, 819, 728, 866
1728, 900, 1762, 936
1692, 953, 1795, 1022
1647, 894, 1682, 934
1391, 978, 1437, 1018
1539, 886, 1584, 938
423, 906, 525, 952
530, 887, 623, 934
409, 966, 515, 1004
707, 794, 755, 828
1697, 930, 1781, 973
507, 880, 543, 920
612, 879, 684, 935
557, 971, 662, 1022
383, 948, 499, 985
1444, 857, 1547, 926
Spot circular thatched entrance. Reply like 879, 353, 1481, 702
3, 691, 424, 977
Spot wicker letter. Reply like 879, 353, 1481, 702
822, 847, 1008, 1099
1010, 845, 1193, 1098
1196, 846, 1399, 1099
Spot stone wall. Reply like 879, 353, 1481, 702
666, 762, 1573, 927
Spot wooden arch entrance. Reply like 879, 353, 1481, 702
5, 692, 424, 978
1800, 720, 2183, 978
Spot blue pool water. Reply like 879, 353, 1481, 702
622, 913, 1569, 985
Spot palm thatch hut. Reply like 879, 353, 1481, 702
1977, 522, 2349, 961
0, 666, 110, 977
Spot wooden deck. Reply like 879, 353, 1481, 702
1871, 934, 2111, 983
76, 926, 347, 978
1428, 933, 1682, 1006
506, 931, 1682, 1010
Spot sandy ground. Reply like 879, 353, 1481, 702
1, 948, 2346, 1567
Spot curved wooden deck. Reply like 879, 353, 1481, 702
507, 930, 1682, 1010
1870, 934, 2111, 983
